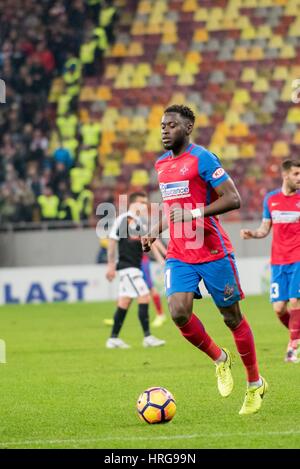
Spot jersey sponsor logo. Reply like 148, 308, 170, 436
271, 202, 279, 206
271, 210, 300, 223
296, 201, 300, 208
212, 167, 225, 179
159, 180, 190, 200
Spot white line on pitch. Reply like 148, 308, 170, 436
0, 430, 300, 447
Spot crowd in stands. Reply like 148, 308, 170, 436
0, 0, 117, 226
1, 0, 300, 227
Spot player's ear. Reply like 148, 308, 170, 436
186, 121, 194, 135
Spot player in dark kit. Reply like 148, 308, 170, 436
106, 192, 165, 349
241, 159, 300, 363
142, 105, 267, 415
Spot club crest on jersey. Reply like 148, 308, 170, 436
159, 180, 190, 200
212, 167, 225, 179
180, 165, 189, 175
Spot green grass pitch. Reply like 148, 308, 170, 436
0, 295, 300, 449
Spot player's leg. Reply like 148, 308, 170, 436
286, 262, 300, 361
141, 258, 166, 326
106, 296, 132, 349
150, 286, 167, 327
273, 301, 290, 329
202, 254, 267, 414
138, 294, 165, 347
165, 258, 231, 396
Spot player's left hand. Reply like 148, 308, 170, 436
170, 207, 193, 223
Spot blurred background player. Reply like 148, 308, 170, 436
141, 238, 167, 328
142, 105, 267, 415
241, 159, 300, 363
105, 192, 165, 349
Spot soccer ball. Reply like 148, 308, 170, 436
136, 386, 176, 424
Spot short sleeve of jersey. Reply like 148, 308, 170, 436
109, 216, 121, 240
262, 194, 271, 220
197, 149, 229, 188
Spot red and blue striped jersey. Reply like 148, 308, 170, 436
155, 143, 234, 264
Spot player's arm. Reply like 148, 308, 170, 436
141, 212, 168, 252
106, 238, 117, 281
170, 178, 241, 222
151, 240, 166, 265
240, 219, 272, 239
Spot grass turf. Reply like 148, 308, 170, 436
0, 295, 299, 449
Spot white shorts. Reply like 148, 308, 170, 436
118, 267, 150, 298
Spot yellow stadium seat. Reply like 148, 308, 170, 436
185, 51, 202, 64
285, 2, 300, 16
96, 86, 112, 100
269, 35, 284, 49
79, 86, 95, 102
240, 143, 255, 158
231, 123, 249, 137
206, 17, 221, 32
162, 32, 178, 44
222, 144, 239, 160
166, 60, 182, 76
138, 0, 151, 14
168, 92, 186, 105
131, 21, 146, 35
273, 0, 288, 5
280, 45, 296, 59
193, 28, 209, 42
111, 43, 127, 57
232, 90, 250, 105
137, 63, 152, 76
146, 23, 162, 34
105, 64, 119, 79
272, 141, 290, 158
124, 148, 142, 164
117, 116, 130, 132
234, 47, 248, 61
103, 161, 121, 177
193, 8, 208, 21
253, 77, 269, 92
225, 110, 240, 125
272, 66, 289, 80
128, 42, 144, 56
256, 25, 272, 39
248, 46, 264, 60
163, 21, 177, 34
241, 67, 257, 82
182, 0, 198, 12
241, 27, 256, 40
209, 144, 223, 156
79, 109, 89, 123
287, 107, 300, 123
131, 169, 150, 186
196, 114, 210, 127
131, 116, 146, 132
177, 73, 195, 85
281, 82, 294, 102
182, 61, 199, 74
131, 74, 147, 88
145, 130, 162, 152
293, 129, 300, 144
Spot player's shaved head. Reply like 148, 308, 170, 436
164, 105, 195, 124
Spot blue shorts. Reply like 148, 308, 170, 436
164, 254, 244, 307
270, 262, 300, 302
141, 258, 153, 289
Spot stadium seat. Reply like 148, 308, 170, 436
131, 169, 150, 186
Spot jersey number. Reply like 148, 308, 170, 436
271, 282, 279, 299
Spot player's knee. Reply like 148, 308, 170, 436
273, 304, 286, 315
167, 298, 189, 326
223, 315, 241, 330
289, 298, 300, 309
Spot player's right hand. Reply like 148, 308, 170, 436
106, 265, 116, 282
240, 229, 254, 239
141, 236, 156, 252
